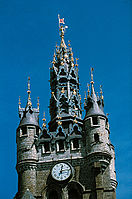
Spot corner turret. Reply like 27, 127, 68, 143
16, 77, 40, 197
84, 68, 117, 193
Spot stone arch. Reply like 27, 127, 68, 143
59, 95, 68, 113
42, 184, 64, 199
67, 181, 84, 199
48, 189, 60, 199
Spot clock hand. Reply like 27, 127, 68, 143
61, 169, 70, 171
59, 165, 63, 175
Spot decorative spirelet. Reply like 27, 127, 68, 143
37, 97, 40, 110
100, 85, 104, 100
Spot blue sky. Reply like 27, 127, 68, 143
0, 0, 131, 198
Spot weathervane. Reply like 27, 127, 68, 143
58, 14, 68, 48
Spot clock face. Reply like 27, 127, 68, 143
51, 162, 72, 181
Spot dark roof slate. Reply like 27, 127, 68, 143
19, 106, 39, 127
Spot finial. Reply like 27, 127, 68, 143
79, 94, 81, 100
51, 91, 54, 96
70, 52, 74, 62
52, 51, 56, 64
68, 40, 71, 47
100, 85, 104, 99
84, 91, 87, 100
73, 113, 78, 123
57, 107, 62, 126
75, 58, 79, 67
64, 53, 68, 58
27, 77, 32, 106
87, 83, 90, 97
42, 112, 46, 127
37, 97, 40, 109
61, 87, 65, 94
53, 50, 56, 57
73, 89, 76, 95
90, 67, 94, 84
18, 96, 21, 105
27, 77, 31, 92
76, 67, 79, 75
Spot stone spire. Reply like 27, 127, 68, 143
84, 68, 105, 118
49, 16, 83, 132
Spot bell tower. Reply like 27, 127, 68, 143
14, 16, 117, 199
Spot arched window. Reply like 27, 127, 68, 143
92, 116, 98, 125
73, 126, 80, 135
68, 188, 80, 199
60, 68, 66, 76
71, 70, 76, 78
94, 133, 99, 142
44, 142, 50, 152
72, 138, 79, 149
21, 126, 27, 135
58, 140, 65, 151
67, 181, 83, 199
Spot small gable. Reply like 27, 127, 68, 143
56, 127, 65, 137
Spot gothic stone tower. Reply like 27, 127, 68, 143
14, 18, 117, 199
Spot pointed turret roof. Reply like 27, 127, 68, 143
22, 189, 35, 199
84, 68, 105, 118
18, 77, 39, 127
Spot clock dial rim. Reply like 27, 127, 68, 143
51, 162, 72, 181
